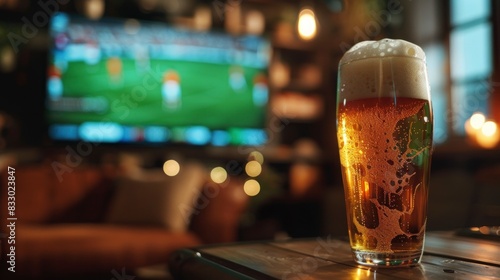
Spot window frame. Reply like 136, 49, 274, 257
446, 0, 498, 142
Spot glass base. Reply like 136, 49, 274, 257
352, 250, 422, 267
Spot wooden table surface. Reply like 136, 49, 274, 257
169, 231, 500, 279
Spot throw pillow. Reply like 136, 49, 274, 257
105, 161, 208, 232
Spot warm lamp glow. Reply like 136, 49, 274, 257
0, 46, 15, 72
481, 121, 497, 137
194, 5, 212, 31
271, 92, 323, 120
210, 167, 227, 184
248, 151, 264, 165
289, 163, 320, 197
475, 120, 500, 149
246, 10, 265, 35
224, 1, 242, 34
82, 0, 105, 20
245, 160, 262, 177
163, 159, 180, 176
243, 179, 260, 196
465, 112, 500, 149
464, 119, 475, 139
297, 8, 317, 40
470, 113, 486, 130
270, 60, 290, 88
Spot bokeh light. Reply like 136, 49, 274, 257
243, 179, 260, 196
163, 159, 180, 176
0, 46, 15, 72
194, 5, 212, 31
82, 0, 105, 20
297, 8, 317, 40
210, 167, 228, 184
481, 121, 497, 137
470, 112, 486, 130
248, 151, 264, 165
476, 120, 500, 149
245, 160, 262, 177
246, 9, 265, 35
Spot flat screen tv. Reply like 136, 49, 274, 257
46, 12, 271, 147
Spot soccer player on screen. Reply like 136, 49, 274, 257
134, 44, 150, 73
252, 73, 268, 106
162, 70, 182, 110
47, 65, 63, 100
84, 41, 101, 65
229, 65, 247, 93
106, 56, 123, 86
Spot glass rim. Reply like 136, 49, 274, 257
339, 54, 426, 67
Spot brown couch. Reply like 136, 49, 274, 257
0, 161, 248, 279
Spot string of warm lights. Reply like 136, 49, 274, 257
161, 150, 265, 197
243, 151, 265, 196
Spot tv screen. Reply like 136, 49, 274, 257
46, 12, 271, 147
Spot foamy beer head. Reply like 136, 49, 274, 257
338, 38, 430, 103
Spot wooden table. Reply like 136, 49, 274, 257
169, 231, 500, 279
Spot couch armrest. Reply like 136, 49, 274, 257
0, 163, 113, 224
189, 177, 248, 244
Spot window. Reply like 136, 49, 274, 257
449, 0, 493, 135
451, 0, 489, 26
424, 43, 448, 144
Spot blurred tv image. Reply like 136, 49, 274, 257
46, 13, 271, 147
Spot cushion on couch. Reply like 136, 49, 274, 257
105, 162, 208, 232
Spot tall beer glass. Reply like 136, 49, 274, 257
336, 39, 433, 267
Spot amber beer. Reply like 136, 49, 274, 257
336, 39, 433, 267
